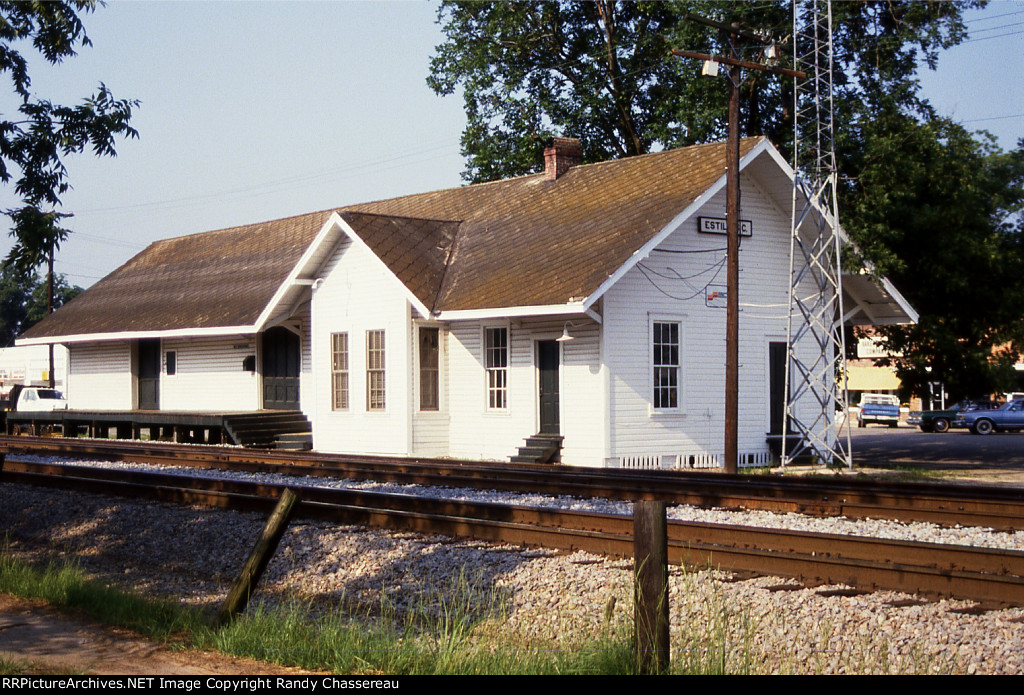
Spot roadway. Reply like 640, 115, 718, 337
847, 423, 1024, 484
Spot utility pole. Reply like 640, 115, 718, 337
47, 244, 54, 389
673, 15, 803, 474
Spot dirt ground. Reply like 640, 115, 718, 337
0, 594, 313, 675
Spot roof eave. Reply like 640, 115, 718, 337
436, 303, 600, 323
15, 324, 259, 346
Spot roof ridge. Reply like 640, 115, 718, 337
340, 209, 462, 225
151, 207, 338, 244
152, 138, 768, 245
563, 136, 766, 174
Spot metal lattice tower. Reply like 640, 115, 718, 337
783, 0, 852, 467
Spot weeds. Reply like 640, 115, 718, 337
0, 547, 958, 675
0, 655, 28, 675
0, 548, 204, 640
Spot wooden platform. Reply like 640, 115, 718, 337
3, 409, 311, 448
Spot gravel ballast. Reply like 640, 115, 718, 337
2, 460, 1024, 675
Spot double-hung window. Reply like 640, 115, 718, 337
485, 327, 508, 410
419, 327, 440, 411
652, 321, 680, 410
366, 330, 386, 411
331, 333, 349, 410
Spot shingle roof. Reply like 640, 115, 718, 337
21, 138, 763, 341
347, 138, 762, 311
20, 211, 328, 339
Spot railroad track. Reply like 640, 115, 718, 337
4, 458, 1024, 607
4, 435, 1024, 530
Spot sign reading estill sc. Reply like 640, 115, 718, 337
698, 216, 753, 236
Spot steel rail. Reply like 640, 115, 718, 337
4, 436, 1024, 530
4, 460, 1024, 607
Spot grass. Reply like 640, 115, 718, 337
848, 462, 953, 482
0, 655, 82, 676
0, 549, 641, 675
0, 548, 954, 675
0, 655, 28, 675
0, 549, 206, 640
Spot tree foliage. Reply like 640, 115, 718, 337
0, 0, 138, 275
848, 122, 1024, 398
0, 264, 80, 346
429, 0, 975, 182
429, 0, 1024, 398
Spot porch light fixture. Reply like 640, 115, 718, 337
556, 321, 577, 342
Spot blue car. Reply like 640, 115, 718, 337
955, 399, 1024, 435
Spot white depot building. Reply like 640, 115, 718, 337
18, 137, 914, 467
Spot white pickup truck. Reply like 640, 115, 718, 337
2, 384, 69, 412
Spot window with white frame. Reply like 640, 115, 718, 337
366, 330, 386, 410
419, 327, 440, 411
331, 333, 349, 410
652, 321, 680, 409
485, 327, 508, 409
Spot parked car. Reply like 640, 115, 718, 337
1, 384, 69, 412
857, 393, 900, 428
955, 399, 1024, 435
907, 399, 998, 433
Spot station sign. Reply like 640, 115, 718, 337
698, 216, 752, 236
705, 285, 728, 309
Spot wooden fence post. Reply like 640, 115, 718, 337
634, 499, 669, 673
216, 487, 300, 627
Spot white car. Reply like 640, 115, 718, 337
12, 386, 69, 412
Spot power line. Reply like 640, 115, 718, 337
962, 29, 1024, 43
964, 8, 1024, 24
965, 20, 1024, 34
74, 139, 460, 216
963, 113, 1024, 123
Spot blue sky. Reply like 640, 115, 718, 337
0, 0, 1021, 289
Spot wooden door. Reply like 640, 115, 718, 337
769, 341, 788, 435
262, 326, 300, 410
538, 340, 560, 434
137, 339, 160, 410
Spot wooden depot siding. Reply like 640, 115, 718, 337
443, 316, 604, 465
160, 336, 259, 412
446, 320, 526, 461
298, 309, 313, 421
542, 316, 604, 467
310, 237, 413, 455
603, 175, 809, 467
67, 342, 133, 410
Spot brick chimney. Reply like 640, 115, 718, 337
543, 137, 583, 180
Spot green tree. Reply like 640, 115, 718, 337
0, 263, 31, 346
428, 1, 703, 181
847, 122, 1024, 399
429, 0, 1024, 397
0, 265, 80, 346
428, 0, 975, 182
0, 1, 138, 277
